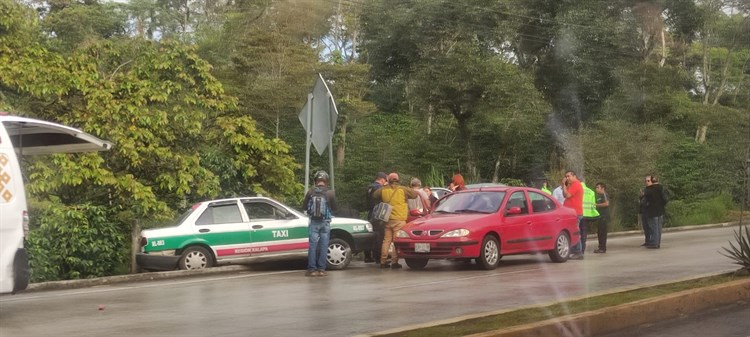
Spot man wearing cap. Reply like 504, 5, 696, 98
371, 172, 418, 269
364, 172, 388, 263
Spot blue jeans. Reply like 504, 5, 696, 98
308, 220, 330, 271
572, 216, 585, 254
646, 215, 663, 246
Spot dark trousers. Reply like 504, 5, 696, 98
364, 221, 385, 260
596, 217, 609, 250
572, 216, 586, 254
641, 213, 651, 244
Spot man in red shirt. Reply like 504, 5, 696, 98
562, 170, 585, 260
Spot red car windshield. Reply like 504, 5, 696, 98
434, 191, 506, 214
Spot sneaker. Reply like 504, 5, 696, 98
593, 249, 606, 254
317, 270, 327, 276
380, 263, 390, 269
391, 263, 402, 269
305, 270, 318, 277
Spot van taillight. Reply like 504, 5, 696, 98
139, 237, 147, 247
22, 210, 29, 237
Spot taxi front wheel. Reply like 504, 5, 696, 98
326, 238, 352, 270
179, 246, 213, 270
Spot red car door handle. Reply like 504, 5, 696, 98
526, 221, 532, 225
555, 218, 560, 222
199, 229, 210, 233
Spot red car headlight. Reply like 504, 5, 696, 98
441, 229, 470, 237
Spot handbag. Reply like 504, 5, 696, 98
372, 202, 393, 222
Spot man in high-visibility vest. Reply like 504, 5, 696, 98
580, 181, 600, 258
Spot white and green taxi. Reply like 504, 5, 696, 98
136, 197, 373, 271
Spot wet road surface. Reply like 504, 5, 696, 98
0, 226, 742, 336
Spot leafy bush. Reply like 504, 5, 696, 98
720, 225, 750, 272
665, 193, 733, 227
27, 201, 127, 282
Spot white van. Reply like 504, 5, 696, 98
0, 113, 111, 294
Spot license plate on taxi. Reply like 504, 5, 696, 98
415, 243, 430, 253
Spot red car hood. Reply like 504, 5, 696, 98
405, 213, 495, 230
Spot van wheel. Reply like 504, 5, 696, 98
179, 246, 213, 270
477, 235, 500, 270
12, 249, 30, 293
327, 238, 352, 270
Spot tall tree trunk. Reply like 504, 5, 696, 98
659, 28, 666, 67
492, 153, 501, 183
275, 111, 280, 139
427, 104, 433, 135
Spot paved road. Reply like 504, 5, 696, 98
0, 226, 742, 337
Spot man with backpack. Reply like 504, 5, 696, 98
302, 171, 337, 277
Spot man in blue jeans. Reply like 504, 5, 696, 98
302, 171, 337, 276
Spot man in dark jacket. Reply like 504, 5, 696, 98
302, 171, 337, 276
643, 175, 668, 249
364, 172, 387, 263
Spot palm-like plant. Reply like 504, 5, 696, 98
720, 225, 750, 274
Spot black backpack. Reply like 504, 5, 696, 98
307, 187, 331, 221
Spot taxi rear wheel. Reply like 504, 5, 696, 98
178, 246, 213, 270
477, 235, 500, 270
326, 238, 352, 270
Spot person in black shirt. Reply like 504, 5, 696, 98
364, 172, 387, 263
642, 175, 668, 249
593, 183, 610, 253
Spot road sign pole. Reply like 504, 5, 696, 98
304, 93, 313, 195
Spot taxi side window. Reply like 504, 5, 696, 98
243, 202, 285, 221
529, 191, 556, 213
506, 191, 529, 215
196, 204, 242, 225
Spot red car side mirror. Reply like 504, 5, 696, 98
506, 206, 522, 215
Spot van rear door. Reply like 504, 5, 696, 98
0, 114, 112, 293
0, 116, 112, 154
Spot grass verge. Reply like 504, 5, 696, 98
378, 272, 748, 337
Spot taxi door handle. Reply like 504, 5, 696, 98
199, 229, 210, 233
252, 225, 263, 229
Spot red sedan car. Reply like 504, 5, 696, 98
393, 185, 580, 270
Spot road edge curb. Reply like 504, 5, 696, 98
22, 265, 254, 293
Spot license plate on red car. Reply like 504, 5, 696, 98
415, 243, 430, 253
